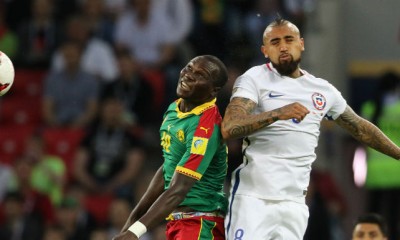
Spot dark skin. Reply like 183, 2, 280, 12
221, 22, 400, 160
113, 56, 222, 240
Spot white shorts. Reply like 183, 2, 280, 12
225, 194, 309, 240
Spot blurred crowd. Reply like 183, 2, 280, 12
0, 0, 353, 239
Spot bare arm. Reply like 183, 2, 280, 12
120, 166, 166, 232
116, 168, 196, 239
221, 96, 310, 140
137, 172, 197, 229
334, 105, 400, 160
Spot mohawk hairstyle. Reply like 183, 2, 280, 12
270, 13, 289, 27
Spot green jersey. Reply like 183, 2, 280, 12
160, 98, 228, 213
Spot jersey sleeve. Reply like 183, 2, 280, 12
325, 83, 347, 120
175, 107, 222, 180
231, 75, 259, 104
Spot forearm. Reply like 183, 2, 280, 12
136, 173, 196, 230
351, 119, 400, 160
121, 166, 165, 232
222, 109, 279, 140
335, 106, 400, 160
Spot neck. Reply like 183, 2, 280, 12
178, 100, 196, 113
178, 98, 214, 113
288, 69, 303, 78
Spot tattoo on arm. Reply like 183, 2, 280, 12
335, 106, 400, 159
222, 97, 280, 139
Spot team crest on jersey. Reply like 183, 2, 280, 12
191, 137, 208, 155
176, 129, 185, 143
311, 93, 326, 110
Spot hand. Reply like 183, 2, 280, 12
277, 102, 310, 122
113, 231, 138, 240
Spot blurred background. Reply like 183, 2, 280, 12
0, 0, 400, 239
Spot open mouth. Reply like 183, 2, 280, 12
179, 77, 190, 91
279, 54, 291, 61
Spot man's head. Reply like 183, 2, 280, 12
261, 17, 304, 77
177, 55, 228, 105
352, 213, 388, 240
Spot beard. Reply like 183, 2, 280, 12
271, 56, 301, 76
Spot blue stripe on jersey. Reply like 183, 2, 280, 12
226, 167, 242, 236
226, 137, 251, 236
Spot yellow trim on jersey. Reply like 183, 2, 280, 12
176, 166, 202, 180
176, 98, 216, 118
191, 137, 208, 155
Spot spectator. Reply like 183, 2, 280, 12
54, 196, 91, 240
113, 0, 176, 71
100, 51, 157, 129
51, 14, 119, 83
352, 213, 388, 240
0, 191, 44, 240
63, 183, 98, 233
79, 0, 115, 44
154, 0, 193, 43
16, 0, 61, 68
7, 157, 56, 225
73, 95, 145, 199
43, 40, 99, 128
23, 133, 66, 206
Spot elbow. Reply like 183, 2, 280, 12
167, 188, 187, 205
221, 124, 232, 140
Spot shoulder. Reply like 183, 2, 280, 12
116, 11, 134, 25
87, 39, 114, 53
302, 69, 337, 88
200, 105, 222, 125
243, 64, 268, 78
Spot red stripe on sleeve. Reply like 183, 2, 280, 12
183, 106, 220, 171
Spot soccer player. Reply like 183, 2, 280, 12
112, 55, 228, 240
352, 213, 388, 240
221, 17, 400, 239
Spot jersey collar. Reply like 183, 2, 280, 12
176, 98, 216, 118
266, 62, 306, 77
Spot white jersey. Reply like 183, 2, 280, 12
230, 63, 347, 202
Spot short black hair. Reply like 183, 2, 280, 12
199, 55, 228, 89
355, 213, 388, 236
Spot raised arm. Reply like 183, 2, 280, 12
334, 105, 400, 160
221, 95, 310, 140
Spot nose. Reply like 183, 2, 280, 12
279, 44, 288, 52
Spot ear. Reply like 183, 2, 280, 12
260, 45, 268, 58
300, 38, 305, 51
212, 86, 221, 97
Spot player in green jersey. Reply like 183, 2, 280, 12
113, 55, 229, 240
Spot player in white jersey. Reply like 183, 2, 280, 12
222, 17, 400, 239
